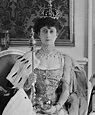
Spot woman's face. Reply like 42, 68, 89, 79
39, 26, 58, 45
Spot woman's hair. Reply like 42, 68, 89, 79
33, 17, 62, 34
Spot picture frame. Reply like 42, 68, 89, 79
0, 0, 75, 46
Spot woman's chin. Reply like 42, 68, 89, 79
42, 42, 54, 46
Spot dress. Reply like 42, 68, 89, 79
30, 67, 68, 114
2, 45, 87, 115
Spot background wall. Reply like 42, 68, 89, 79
92, 0, 95, 74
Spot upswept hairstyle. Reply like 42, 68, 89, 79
33, 17, 62, 35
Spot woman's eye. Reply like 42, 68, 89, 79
50, 30, 53, 33
43, 29, 47, 33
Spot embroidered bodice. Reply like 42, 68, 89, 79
32, 68, 63, 112
31, 44, 64, 111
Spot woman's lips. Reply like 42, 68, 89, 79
46, 39, 50, 41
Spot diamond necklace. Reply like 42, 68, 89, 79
36, 44, 61, 60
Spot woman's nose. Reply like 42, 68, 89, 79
47, 31, 51, 38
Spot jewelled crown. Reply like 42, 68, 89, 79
38, 0, 62, 19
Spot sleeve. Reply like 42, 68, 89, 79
70, 56, 88, 99
63, 55, 88, 115
61, 54, 87, 99
62, 55, 72, 85
74, 66, 88, 99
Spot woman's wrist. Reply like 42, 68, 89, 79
55, 102, 62, 111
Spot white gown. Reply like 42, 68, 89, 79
2, 88, 66, 115
2, 88, 36, 115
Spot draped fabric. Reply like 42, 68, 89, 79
62, 55, 87, 115
87, 87, 95, 115
63, 54, 87, 100
3, 51, 87, 115
68, 64, 87, 115
6, 51, 40, 89
2, 88, 36, 115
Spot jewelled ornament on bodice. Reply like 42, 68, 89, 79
31, 46, 64, 113
32, 68, 63, 113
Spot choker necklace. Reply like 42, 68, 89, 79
41, 44, 55, 53
36, 44, 61, 59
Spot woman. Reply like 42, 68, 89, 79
2, 17, 87, 115
87, 86, 95, 115
88, 74, 95, 115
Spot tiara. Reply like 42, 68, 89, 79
37, 0, 62, 19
